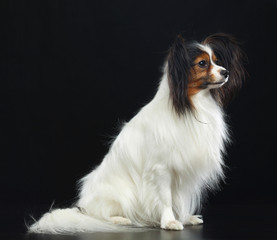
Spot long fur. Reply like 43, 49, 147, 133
29, 33, 245, 234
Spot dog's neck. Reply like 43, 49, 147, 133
153, 71, 218, 115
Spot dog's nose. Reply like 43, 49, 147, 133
220, 70, 229, 78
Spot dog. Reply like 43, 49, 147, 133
29, 33, 246, 234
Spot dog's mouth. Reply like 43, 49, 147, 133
210, 81, 225, 85
212, 76, 229, 84
207, 77, 228, 89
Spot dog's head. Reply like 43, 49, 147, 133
167, 33, 246, 115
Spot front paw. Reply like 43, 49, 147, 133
161, 220, 184, 230
184, 215, 203, 225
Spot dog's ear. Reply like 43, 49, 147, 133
203, 33, 247, 106
167, 35, 193, 115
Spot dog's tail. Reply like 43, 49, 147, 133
28, 207, 135, 234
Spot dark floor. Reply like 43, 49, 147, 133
2, 204, 277, 240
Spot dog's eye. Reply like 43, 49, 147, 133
198, 60, 208, 68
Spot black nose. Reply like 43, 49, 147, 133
220, 70, 229, 78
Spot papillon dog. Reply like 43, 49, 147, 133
29, 33, 246, 234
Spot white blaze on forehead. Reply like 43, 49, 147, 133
197, 44, 214, 61
197, 44, 219, 66
197, 43, 226, 75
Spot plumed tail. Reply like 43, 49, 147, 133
28, 207, 138, 234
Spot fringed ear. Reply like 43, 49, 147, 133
203, 33, 247, 106
167, 35, 193, 115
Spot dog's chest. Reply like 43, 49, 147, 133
166, 98, 226, 174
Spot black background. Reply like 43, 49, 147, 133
1, 0, 277, 234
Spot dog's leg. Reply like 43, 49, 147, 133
155, 168, 183, 231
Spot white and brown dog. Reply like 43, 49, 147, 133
29, 33, 246, 234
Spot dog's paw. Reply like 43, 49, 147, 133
161, 220, 184, 230
110, 216, 132, 225
184, 215, 203, 226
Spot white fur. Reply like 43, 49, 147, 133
29, 56, 229, 234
